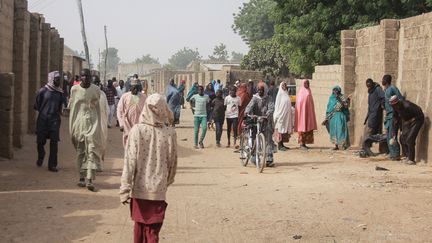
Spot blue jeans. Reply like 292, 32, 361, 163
214, 120, 224, 143
386, 119, 400, 158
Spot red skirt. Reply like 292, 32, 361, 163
130, 199, 168, 243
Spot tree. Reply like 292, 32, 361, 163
134, 54, 160, 64
100, 47, 120, 75
232, 0, 277, 45
241, 39, 289, 78
209, 43, 229, 62
272, 0, 432, 75
168, 47, 201, 70
231, 51, 244, 63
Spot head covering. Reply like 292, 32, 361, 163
295, 79, 317, 132
235, 80, 240, 87
46, 71, 63, 93
389, 95, 399, 105
273, 81, 293, 134
257, 81, 268, 96
326, 85, 348, 115
140, 94, 174, 127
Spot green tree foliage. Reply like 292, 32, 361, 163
168, 47, 202, 69
100, 47, 121, 74
134, 54, 160, 64
272, 0, 432, 76
232, 0, 277, 45
234, 0, 432, 76
209, 43, 229, 62
241, 39, 289, 78
231, 51, 244, 63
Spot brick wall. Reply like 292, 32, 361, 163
0, 0, 14, 73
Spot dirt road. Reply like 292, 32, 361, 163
1, 110, 431, 242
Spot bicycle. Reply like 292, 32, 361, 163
239, 115, 267, 173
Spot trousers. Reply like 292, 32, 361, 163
226, 117, 239, 142
400, 116, 424, 161
194, 116, 208, 145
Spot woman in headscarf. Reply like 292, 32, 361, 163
325, 86, 350, 150
178, 80, 186, 109
166, 78, 181, 125
273, 81, 293, 151
120, 94, 177, 243
236, 82, 254, 135
295, 79, 317, 150
186, 82, 199, 114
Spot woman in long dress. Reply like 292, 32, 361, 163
325, 86, 350, 150
295, 79, 317, 150
273, 81, 293, 151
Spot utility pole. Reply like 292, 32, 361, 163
98, 48, 101, 71
76, 0, 90, 69
104, 25, 108, 84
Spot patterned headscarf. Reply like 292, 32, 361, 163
46, 71, 63, 93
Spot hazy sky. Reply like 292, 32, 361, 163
28, 0, 250, 65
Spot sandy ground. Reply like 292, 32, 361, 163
1, 109, 432, 243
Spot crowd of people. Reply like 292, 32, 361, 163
32, 70, 425, 242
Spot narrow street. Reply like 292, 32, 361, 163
1, 110, 432, 242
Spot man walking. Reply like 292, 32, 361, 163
69, 69, 103, 191
190, 85, 210, 149
117, 79, 147, 147
382, 74, 404, 160
104, 79, 117, 128
34, 71, 65, 172
115, 80, 126, 127
389, 96, 424, 165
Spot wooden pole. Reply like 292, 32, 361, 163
76, 0, 90, 69
104, 25, 108, 84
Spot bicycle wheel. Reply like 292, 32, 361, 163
255, 133, 267, 173
239, 130, 250, 166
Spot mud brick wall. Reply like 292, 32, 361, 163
27, 13, 42, 133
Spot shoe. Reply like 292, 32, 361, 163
36, 159, 43, 167
405, 160, 416, 165
216, 143, 221, 148
48, 167, 58, 172
332, 147, 339, 151
77, 178, 86, 187
234, 144, 240, 149
266, 162, 275, 167
193, 145, 199, 149
86, 180, 96, 192
300, 145, 308, 150
390, 156, 401, 161
199, 142, 204, 149
278, 146, 287, 151
226, 144, 231, 148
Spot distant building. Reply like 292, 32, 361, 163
117, 63, 161, 80
63, 45, 85, 78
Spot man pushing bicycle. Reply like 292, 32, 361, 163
245, 82, 275, 167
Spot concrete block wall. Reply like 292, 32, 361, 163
0, 73, 15, 159
296, 65, 342, 135
12, 0, 30, 148
397, 13, 432, 162
28, 13, 42, 133
0, 0, 64, 158
0, 0, 14, 73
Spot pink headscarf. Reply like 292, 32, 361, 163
295, 79, 317, 132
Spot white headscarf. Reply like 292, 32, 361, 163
139, 94, 174, 127
273, 81, 293, 134
46, 71, 63, 93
